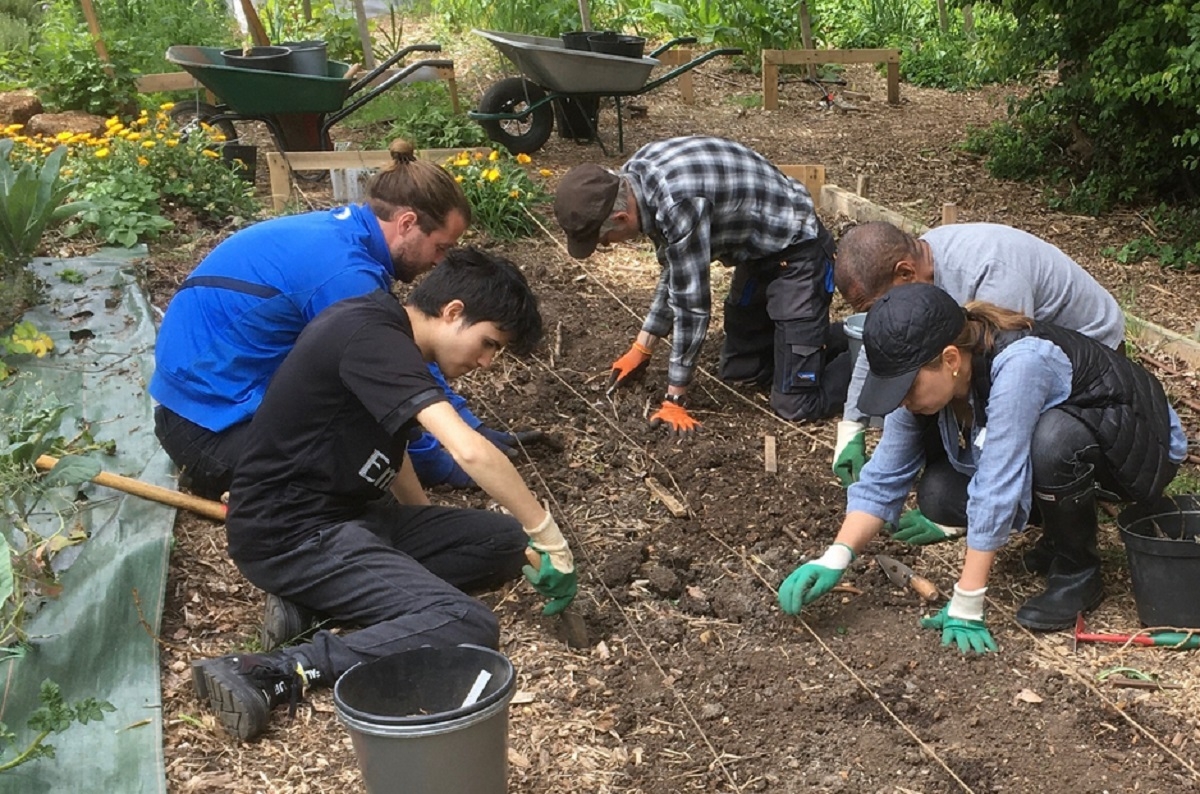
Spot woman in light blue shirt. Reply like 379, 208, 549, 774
778, 283, 1187, 653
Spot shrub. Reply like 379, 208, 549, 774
348, 83, 487, 150
443, 149, 551, 241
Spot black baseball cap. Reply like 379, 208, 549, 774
859, 283, 967, 416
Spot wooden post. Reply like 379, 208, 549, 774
936, 0, 950, 33
886, 61, 900, 105
941, 202, 958, 225
764, 435, 778, 473
962, 4, 976, 39
776, 164, 825, 210
656, 49, 695, 104
762, 50, 780, 111
577, 0, 593, 31
856, 174, 870, 198
351, 0, 376, 69
240, 0, 270, 46
79, 0, 115, 77
798, 1, 815, 80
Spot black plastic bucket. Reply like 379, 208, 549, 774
587, 32, 646, 58
221, 45, 293, 72
334, 645, 516, 794
561, 31, 592, 51
280, 40, 328, 75
553, 97, 599, 140
1117, 494, 1200, 627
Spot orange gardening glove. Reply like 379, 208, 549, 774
649, 399, 700, 436
609, 340, 652, 391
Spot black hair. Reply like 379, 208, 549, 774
407, 246, 544, 355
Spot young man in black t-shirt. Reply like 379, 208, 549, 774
191, 248, 577, 741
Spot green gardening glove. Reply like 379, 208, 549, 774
778, 543, 855, 615
522, 548, 578, 616
891, 509, 966, 546
832, 420, 868, 488
919, 584, 997, 654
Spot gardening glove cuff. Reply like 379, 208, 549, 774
609, 340, 652, 388
832, 420, 868, 487
891, 509, 965, 545
946, 584, 987, 622
525, 510, 574, 573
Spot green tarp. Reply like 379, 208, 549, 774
0, 249, 172, 793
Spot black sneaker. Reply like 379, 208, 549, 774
191, 652, 322, 741
261, 594, 323, 652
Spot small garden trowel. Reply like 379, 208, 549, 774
875, 554, 941, 602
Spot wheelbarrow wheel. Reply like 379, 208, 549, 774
167, 100, 238, 144
477, 77, 554, 155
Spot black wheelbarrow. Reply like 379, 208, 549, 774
468, 30, 742, 154
164, 43, 455, 152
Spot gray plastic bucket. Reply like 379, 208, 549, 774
844, 312, 867, 363
1117, 494, 1200, 628
280, 40, 328, 75
334, 644, 516, 794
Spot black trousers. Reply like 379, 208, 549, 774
233, 500, 527, 681
153, 405, 249, 500
718, 223, 850, 421
915, 408, 1125, 526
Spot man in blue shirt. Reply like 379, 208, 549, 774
152, 140, 515, 499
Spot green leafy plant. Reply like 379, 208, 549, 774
0, 320, 53, 380
57, 269, 83, 284
348, 83, 487, 150
258, 0, 363, 62
443, 149, 551, 240
0, 139, 89, 269
0, 680, 115, 773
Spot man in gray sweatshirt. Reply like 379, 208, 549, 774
831, 221, 1124, 554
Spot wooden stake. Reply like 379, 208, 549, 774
79, 0, 115, 77
240, 0, 271, 46
644, 476, 688, 518
351, 0, 376, 69
764, 435, 777, 473
941, 202, 958, 225
856, 174, 870, 198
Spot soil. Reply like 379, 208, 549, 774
143, 49, 1200, 793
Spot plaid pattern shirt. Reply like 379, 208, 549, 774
622, 137, 819, 386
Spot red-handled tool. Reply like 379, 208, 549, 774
1073, 614, 1200, 650
875, 554, 941, 602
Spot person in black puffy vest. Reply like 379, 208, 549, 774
778, 283, 1188, 653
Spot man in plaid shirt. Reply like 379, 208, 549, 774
554, 136, 850, 432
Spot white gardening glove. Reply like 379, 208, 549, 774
524, 510, 574, 574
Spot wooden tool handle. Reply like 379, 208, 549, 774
910, 574, 940, 602
35, 454, 228, 522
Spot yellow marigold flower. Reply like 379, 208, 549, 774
105, 116, 119, 127
211, 133, 226, 142
62, 168, 73, 177
126, 132, 141, 141
95, 148, 110, 159
516, 153, 532, 165
137, 156, 149, 166
488, 150, 500, 161
453, 156, 470, 167
165, 139, 179, 148
539, 168, 552, 177
473, 151, 484, 160
160, 102, 175, 111
509, 189, 520, 198
201, 149, 219, 158
4, 123, 22, 132
454, 175, 464, 183
485, 168, 501, 182
142, 140, 155, 149
55, 131, 73, 141
109, 122, 125, 134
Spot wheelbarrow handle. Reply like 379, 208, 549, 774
348, 43, 445, 98
648, 36, 698, 59
326, 59, 455, 134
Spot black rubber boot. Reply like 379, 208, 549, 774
192, 650, 324, 741
1020, 533, 1055, 576
260, 593, 325, 652
1016, 473, 1104, 631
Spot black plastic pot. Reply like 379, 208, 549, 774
587, 32, 646, 58
279, 40, 328, 75
1117, 494, 1200, 628
553, 97, 599, 140
561, 31, 592, 51
221, 45, 293, 72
